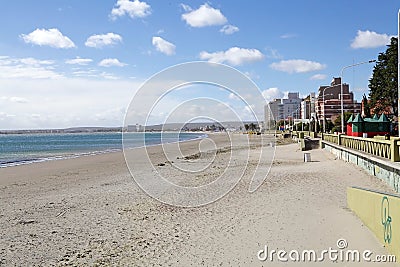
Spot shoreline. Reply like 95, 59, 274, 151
0, 131, 208, 169
0, 132, 232, 185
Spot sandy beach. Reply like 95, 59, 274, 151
0, 133, 398, 266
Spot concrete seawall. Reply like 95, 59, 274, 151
322, 140, 400, 262
321, 140, 400, 193
347, 187, 400, 261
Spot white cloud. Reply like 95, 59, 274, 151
180, 3, 192, 12
72, 69, 98, 77
95, 107, 126, 122
351, 30, 393, 49
20, 28, 75, 49
85, 33, 123, 48
310, 74, 327, 80
110, 0, 151, 20
264, 47, 282, 59
0, 78, 139, 129
270, 59, 326, 73
262, 87, 284, 102
99, 72, 119, 80
65, 57, 93, 65
243, 71, 260, 80
0, 96, 29, 103
70, 69, 119, 80
220, 24, 239, 35
11, 97, 29, 103
0, 56, 62, 79
152, 36, 176, 56
19, 58, 54, 66
228, 92, 240, 100
0, 66, 61, 79
280, 33, 297, 39
243, 104, 256, 114
283, 91, 290, 99
98, 58, 127, 67
182, 3, 227, 27
31, 114, 41, 119
199, 47, 264, 66
0, 112, 16, 120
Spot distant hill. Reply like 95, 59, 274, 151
0, 127, 122, 134
0, 121, 258, 134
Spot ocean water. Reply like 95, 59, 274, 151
0, 132, 205, 168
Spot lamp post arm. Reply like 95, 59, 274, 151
340, 60, 376, 133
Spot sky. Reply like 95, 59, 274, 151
0, 0, 398, 129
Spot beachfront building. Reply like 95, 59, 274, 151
347, 113, 390, 137
315, 77, 361, 124
300, 92, 316, 121
267, 92, 302, 122
264, 104, 274, 130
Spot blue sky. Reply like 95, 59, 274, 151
0, 0, 398, 129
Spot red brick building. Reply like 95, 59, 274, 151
315, 77, 361, 124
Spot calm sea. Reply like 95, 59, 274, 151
0, 132, 205, 168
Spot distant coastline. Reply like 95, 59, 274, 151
0, 127, 123, 135
0, 121, 257, 134
0, 127, 207, 135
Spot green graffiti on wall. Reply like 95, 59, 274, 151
381, 196, 392, 243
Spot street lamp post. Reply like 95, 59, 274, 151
398, 9, 400, 136
309, 98, 313, 132
340, 60, 376, 133
292, 109, 297, 131
290, 108, 300, 131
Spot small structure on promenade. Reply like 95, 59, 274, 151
346, 113, 390, 137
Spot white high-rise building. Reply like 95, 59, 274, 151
266, 92, 302, 122
300, 92, 316, 121
264, 104, 274, 130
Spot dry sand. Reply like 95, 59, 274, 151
0, 133, 398, 266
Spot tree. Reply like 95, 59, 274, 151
324, 118, 334, 132
362, 94, 371, 118
248, 122, 257, 131
369, 37, 398, 116
332, 112, 353, 132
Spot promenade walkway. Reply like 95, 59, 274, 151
159, 143, 399, 266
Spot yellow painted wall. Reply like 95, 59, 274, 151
347, 187, 400, 258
